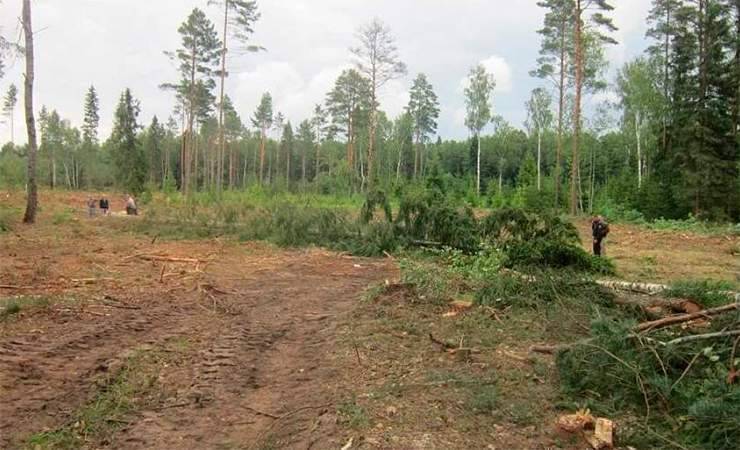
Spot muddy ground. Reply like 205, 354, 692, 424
1, 190, 738, 449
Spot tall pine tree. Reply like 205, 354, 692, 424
406, 73, 440, 179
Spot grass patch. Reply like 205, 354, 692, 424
665, 279, 738, 307
0, 296, 51, 321
337, 397, 370, 429
25, 343, 185, 449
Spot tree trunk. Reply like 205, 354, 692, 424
285, 140, 291, 188
414, 129, 420, 178
301, 145, 307, 185
259, 129, 266, 184
662, 2, 671, 154
216, 2, 229, 193
636, 110, 642, 188
22, 0, 38, 224
555, 13, 567, 206
367, 88, 377, 189
570, 0, 583, 215
9, 109, 14, 144
537, 131, 542, 191
476, 134, 481, 195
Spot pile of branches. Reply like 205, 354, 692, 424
361, 190, 612, 274
555, 293, 740, 449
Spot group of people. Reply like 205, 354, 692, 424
87, 195, 138, 217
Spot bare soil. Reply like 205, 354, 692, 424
1, 191, 395, 449
1, 190, 738, 449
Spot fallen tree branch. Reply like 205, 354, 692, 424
126, 253, 202, 264
636, 303, 740, 332
429, 333, 456, 350
665, 329, 740, 346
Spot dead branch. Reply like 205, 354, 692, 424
636, 303, 740, 332
126, 253, 202, 264
429, 333, 456, 350
665, 329, 740, 346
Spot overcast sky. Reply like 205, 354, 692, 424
0, 0, 652, 145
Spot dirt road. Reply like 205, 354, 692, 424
0, 234, 394, 449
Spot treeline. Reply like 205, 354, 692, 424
0, 0, 738, 220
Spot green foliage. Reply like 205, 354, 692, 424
467, 384, 498, 414
360, 188, 392, 223
558, 317, 740, 449
480, 208, 613, 274
395, 187, 480, 253
337, 397, 370, 429
475, 270, 614, 309
52, 209, 75, 225
0, 205, 18, 232
665, 279, 738, 308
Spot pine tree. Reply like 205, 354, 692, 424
351, 19, 407, 187
570, 0, 617, 214
281, 121, 294, 187
110, 88, 147, 195
646, 0, 682, 153
464, 64, 496, 195
166, 8, 222, 194
325, 69, 371, 174
296, 119, 314, 185
3, 84, 18, 144
144, 116, 166, 185
406, 73, 440, 179
209, 0, 262, 192
251, 92, 272, 184
21, 0, 38, 224
532, 0, 575, 205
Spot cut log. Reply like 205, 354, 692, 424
665, 329, 740, 346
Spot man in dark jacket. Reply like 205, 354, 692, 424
591, 215, 610, 257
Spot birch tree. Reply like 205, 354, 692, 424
3, 84, 17, 144
525, 87, 554, 191
464, 64, 496, 195
617, 57, 660, 189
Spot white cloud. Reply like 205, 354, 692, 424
0, 0, 651, 143
481, 55, 513, 94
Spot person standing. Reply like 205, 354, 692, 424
125, 195, 138, 216
87, 198, 97, 218
99, 197, 110, 216
591, 215, 610, 257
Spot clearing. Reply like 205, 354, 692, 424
1, 190, 738, 449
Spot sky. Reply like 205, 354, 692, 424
0, 0, 653, 145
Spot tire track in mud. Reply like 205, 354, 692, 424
1, 251, 394, 449
118, 255, 393, 450
0, 298, 199, 447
